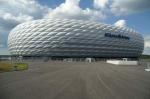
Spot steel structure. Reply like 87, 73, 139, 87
8, 18, 144, 58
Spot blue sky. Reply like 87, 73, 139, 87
38, 0, 150, 34
0, 0, 150, 55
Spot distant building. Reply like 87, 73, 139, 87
0, 55, 11, 61
8, 18, 144, 58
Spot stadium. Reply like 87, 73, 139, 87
8, 18, 144, 59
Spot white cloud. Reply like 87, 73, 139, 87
0, 0, 50, 31
145, 42, 150, 48
143, 36, 150, 55
111, 0, 150, 15
0, 0, 50, 49
145, 37, 150, 48
94, 0, 109, 9
44, 0, 105, 21
114, 19, 126, 27
0, 0, 49, 18
2, 12, 33, 23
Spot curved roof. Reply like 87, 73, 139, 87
8, 18, 144, 57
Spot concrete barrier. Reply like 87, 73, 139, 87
145, 62, 150, 72
106, 60, 138, 65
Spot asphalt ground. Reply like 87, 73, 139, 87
0, 61, 150, 99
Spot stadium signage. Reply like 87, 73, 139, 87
105, 33, 130, 40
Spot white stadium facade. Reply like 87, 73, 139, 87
8, 18, 144, 59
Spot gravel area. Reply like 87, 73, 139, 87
0, 61, 150, 99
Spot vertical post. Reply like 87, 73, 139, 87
147, 62, 150, 69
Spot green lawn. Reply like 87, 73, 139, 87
0, 62, 28, 73
14, 63, 28, 71
140, 55, 150, 62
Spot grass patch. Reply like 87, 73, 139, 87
140, 55, 150, 59
0, 63, 13, 72
140, 55, 150, 62
0, 62, 28, 73
14, 63, 28, 71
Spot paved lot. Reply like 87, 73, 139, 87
0, 61, 150, 99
